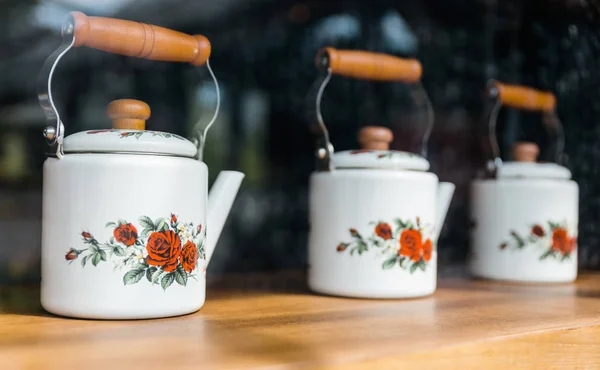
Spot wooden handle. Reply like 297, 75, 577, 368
316, 47, 422, 83
70, 11, 211, 66
491, 81, 556, 112
107, 99, 151, 130
358, 126, 394, 150
512, 142, 540, 162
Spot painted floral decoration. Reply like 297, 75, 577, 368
87, 129, 185, 140
348, 150, 420, 159
500, 221, 576, 261
336, 217, 434, 273
65, 214, 205, 290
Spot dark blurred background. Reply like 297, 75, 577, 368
1, 0, 600, 284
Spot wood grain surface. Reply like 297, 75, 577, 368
70, 11, 211, 66
1, 271, 600, 369
316, 48, 422, 83
491, 81, 557, 112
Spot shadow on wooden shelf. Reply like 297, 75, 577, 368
0, 287, 51, 318
207, 269, 311, 297
441, 271, 600, 301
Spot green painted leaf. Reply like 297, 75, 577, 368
99, 249, 107, 261
81, 255, 89, 267
141, 228, 151, 238
163, 133, 172, 138
350, 248, 356, 256
157, 220, 168, 232
113, 246, 125, 257
105, 222, 117, 228
409, 263, 419, 274
357, 242, 368, 255
139, 216, 155, 231
198, 241, 205, 259
135, 132, 143, 139
161, 273, 175, 290
511, 231, 526, 248
539, 249, 553, 261
118, 219, 127, 225
398, 257, 406, 268
123, 268, 145, 285
151, 268, 163, 284
146, 267, 158, 282
418, 260, 426, 272
382, 257, 397, 270
91, 253, 101, 266
548, 221, 560, 230
395, 219, 407, 229
561, 254, 570, 261
175, 265, 188, 286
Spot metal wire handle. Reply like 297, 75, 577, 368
484, 81, 565, 176
37, 17, 76, 159
313, 69, 434, 172
37, 14, 220, 161
192, 59, 221, 162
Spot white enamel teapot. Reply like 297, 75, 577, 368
38, 12, 244, 319
307, 48, 455, 299
469, 81, 578, 283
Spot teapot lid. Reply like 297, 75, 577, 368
62, 99, 198, 158
496, 142, 571, 179
332, 126, 430, 171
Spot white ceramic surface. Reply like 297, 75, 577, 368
308, 169, 454, 298
469, 177, 579, 283
63, 129, 198, 157
333, 150, 430, 171
496, 162, 571, 179
41, 153, 244, 319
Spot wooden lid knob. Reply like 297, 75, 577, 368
107, 99, 151, 130
512, 142, 539, 162
358, 126, 394, 150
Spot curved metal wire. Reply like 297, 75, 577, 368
543, 112, 565, 164
484, 82, 565, 176
193, 58, 221, 161
313, 72, 433, 170
37, 15, 76, 158
486, 97, 503, 172
415, 82, 434, 158
314, 68, 334, 171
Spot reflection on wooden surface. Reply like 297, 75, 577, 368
1, 271, 599, 369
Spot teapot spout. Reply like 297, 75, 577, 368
205, 171, 245, 265
433, 182, 455, 243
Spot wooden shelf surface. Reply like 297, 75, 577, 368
1, 271, 600, 369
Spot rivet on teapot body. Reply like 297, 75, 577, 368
107, 99, 151, 130
512, 142, 539, 162
358, 126, 393, 150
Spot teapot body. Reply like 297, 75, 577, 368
308, 169, 439, 298
41, 153, 208, 319
469, 178, 579, 283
